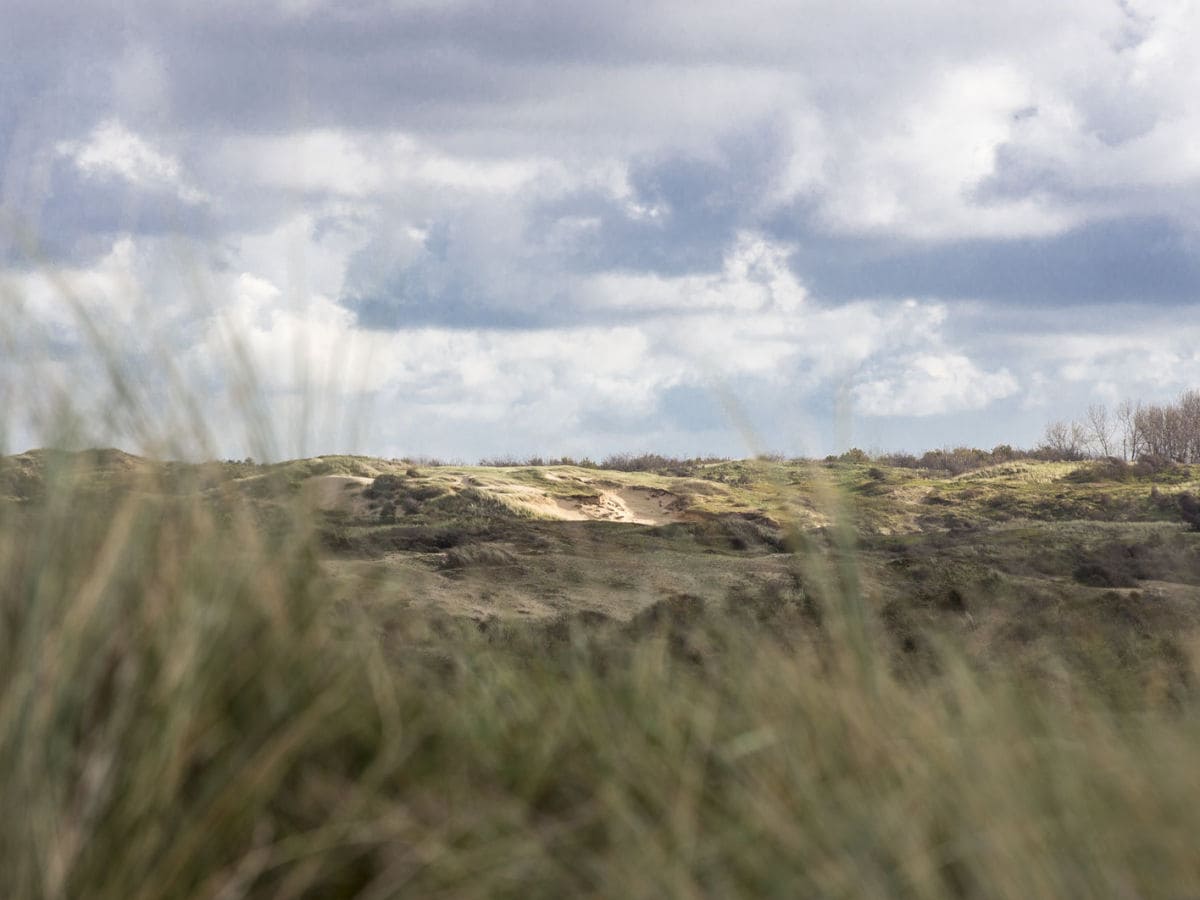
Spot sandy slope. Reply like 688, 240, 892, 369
304, 475, 374, 515
512, 486, 687, 525
567, 488, 687, 525
300, 471, 691, 526
494, 487, 688, 525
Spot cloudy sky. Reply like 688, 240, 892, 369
3, 0, 1199, 460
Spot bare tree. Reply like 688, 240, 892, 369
1083, 403, 1115, 458
1072, 394, 1200, 463
1115, 399, 1140, 461
1042, 420, 1086, 460
1054, 393, 1200, 464
1135, 404, 1167, 458
1181, 390, 1200, 463
1134, 400, 1194, 462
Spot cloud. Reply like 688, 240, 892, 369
853, 354, 1019, 417
167, 232, 1006, 453
4, 0, 1200, 456
781, 215, 1200, 306
811, 62, 1081, 241
57, 120, 209, 205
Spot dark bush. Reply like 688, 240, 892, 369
479, 455, 582, 467
363, 473, 406, 498
596, 453, 728, 476
724, 570, 822, 630
1071, 542, 1154, 588
439, 544, 520, 569
1180, 493, 1200, 531
876, 445, 1036, 474
1074, 562, 1137, 589
1133, 454, 1186, 479
918, 447, 991, 474
1064, 458, 1131, 483
320, 521, 505, 556
876, 452, 920, 468
399, 455, 450, 467
714, 514, 788, 552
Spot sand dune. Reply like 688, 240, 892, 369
302, 472, 689, 526
305, 475, 373, 514
555, 487, 686, 525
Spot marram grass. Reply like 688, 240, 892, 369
3, 456, 1200, 898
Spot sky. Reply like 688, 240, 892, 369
2, 0, 1199, 460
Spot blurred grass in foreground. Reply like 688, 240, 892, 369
3, 451, 1200, 899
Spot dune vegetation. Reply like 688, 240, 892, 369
3, 436, 1200, 898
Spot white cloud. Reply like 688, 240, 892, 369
853, 353, 1019, 417
0, 236, 149, 333
139, 231, 1005, 454
737, 1, 1200, 240
209, 130, 551, 198
814, 63, 1070, 240
1016, 325, 1200, 396
57, 120, 208, 204
579, 233, 808, 313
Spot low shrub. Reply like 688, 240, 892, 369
1180, 492, 1200, 531
439, 543, 520, 569
596, 453, 726, 476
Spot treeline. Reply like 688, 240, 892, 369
367, 391, 1200, 479
868, 444, 1066, 475
1043, 391, 1200, 463
478, 452, 730, 476
868, 390, 1200, 477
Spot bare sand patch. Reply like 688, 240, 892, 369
554, 488, 688, 525
617, 487, 689, 524
494, 485, 687, 525
304, 475, 374, 514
